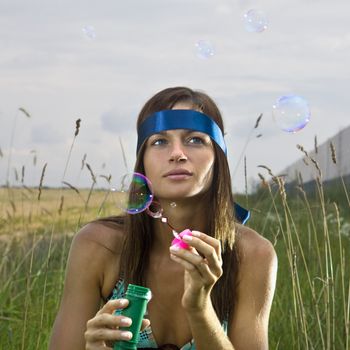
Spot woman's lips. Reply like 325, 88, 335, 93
164, 169, 193, 180
166, 174, 192, 180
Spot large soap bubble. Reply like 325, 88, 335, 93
243, 9, 268, 33
82, 25, 96, 39
112, 173, 153, 214
195, 40, 215, 59
272, 95, 311, 133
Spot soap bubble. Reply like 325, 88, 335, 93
170, 202, 177, 208
195, 40, 215, 59
111, 173, 180, 238
146, 201, 163, 218
272, 95, 311, 133
243, 9, 268, 33
112, 173, 153, 214
82, 25, 96, 39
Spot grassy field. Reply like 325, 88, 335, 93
0, 178, 349, 349
0, 186, 118, 350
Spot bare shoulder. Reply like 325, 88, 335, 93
73, 220, 125, 255
228, 225, 277, 347
230, 225, 277, 327
69, 220, 125, 299
235, 224, 277, 269
234, 224, 277, 294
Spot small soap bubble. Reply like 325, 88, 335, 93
272, 95, 311, 133
82, 25, 96, 39
146, 201, 163, 218
195, 40, 215, 59
243, 9, 268, 33
112, 173, 153, 214
170, 202, 177, 208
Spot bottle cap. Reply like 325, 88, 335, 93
126, 284, 152, 301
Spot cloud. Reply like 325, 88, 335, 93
100, 109, 136, 134
31, 123, 64, 144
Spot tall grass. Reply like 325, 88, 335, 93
0, 116, 118, 349
247, 157, 350, 349
0, 114, 349, 349
1, 180, 349, 349
0, 187, 117, 349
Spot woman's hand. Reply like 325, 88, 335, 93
84, 298, 150, 349
169, 230, 223, 312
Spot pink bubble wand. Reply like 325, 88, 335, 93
145, 203, 192, 250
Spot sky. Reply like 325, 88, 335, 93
1, 0, 349, 193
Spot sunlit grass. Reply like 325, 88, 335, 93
0, 187, 117, 237
0, 180, 349, 349
0, 186, 122, 349
246, 174, 350, 350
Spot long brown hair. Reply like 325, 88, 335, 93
104, 87, 240, 325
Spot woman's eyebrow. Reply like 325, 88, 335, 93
150, 130, 207, 138
149, 131, 167, 137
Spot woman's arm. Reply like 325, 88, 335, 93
169, 229, 277, 350
49, 224, 108, 349
229, 233, 278, 350
186, 302, 236, 349
169, 231, 235, 349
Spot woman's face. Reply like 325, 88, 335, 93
143, 102, 215, 201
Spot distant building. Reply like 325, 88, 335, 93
282, 124, 350, 186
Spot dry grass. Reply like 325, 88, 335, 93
0, 187, 121, 238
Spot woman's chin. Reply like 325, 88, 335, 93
156, 190, 208, 203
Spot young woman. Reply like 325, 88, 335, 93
49, 87, 277, 350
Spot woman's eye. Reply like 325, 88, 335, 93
152, 138, 167, 146
187, 136, 204, 144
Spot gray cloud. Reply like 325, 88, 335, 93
31, 123, 64, 144
101, 109, 135, 134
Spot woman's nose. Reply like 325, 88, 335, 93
169, 142, 187, 162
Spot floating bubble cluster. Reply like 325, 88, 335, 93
195, 40, 215, 59
243, 9, 268, 33
272, 95, 311, 133
82, 25, 96, 39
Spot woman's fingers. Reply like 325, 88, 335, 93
96, 298, 129, 316
85, 299, 151, 349
170, 253, 200, 271
141, 318, 151, 331
190, 231, 222, 262
171, 233, 223, 277
87, 313, 132, 330
85, 327, 133, 342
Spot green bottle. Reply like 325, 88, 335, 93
114, 284, 152, 350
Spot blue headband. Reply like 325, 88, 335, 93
136, 110, 227, 155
